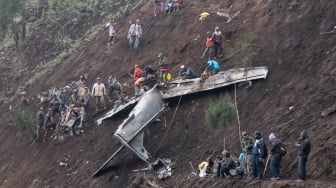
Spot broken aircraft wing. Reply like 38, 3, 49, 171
161, 66, 268, 99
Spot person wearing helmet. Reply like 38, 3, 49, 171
240, 131, 254, 178
157, 52, 169, 84
179, 65, 196, 79
252, 131, 267, 180
211, 26, 224, 58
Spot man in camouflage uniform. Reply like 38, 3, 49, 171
241, 131, 254, 178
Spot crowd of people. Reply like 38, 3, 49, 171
197, 130, 311, 182
28, 73, 126, 142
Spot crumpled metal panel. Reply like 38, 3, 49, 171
114, 86, 164, 162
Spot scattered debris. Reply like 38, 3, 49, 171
217, 11, 240, 23
321, 103, 336, 117
59, 162, 68, 167
289, 105, 295, 111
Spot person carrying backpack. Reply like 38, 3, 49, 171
211, 26, 224, 58
252, 131, 267, 180
269, 133, 284, 181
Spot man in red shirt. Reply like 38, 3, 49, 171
133, 65, 145, 96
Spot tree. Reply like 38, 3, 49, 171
205, 94, 237, 149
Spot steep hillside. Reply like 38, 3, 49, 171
0, 0, 335, 187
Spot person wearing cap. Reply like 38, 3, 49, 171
92, 77, 107, 112
252, 131, 267, 180
133, 65, 145, 96
106, 22, 115, 47
268, 133, 283, 181
240, 131, 254, 178
179, 65, 196, 79
157, 52, 169, 84
211, 26, 224, 58
295, 130, 311, 182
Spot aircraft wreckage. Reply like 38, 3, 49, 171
92, 66, 268, 177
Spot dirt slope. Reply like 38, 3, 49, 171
0, 0, 336, 187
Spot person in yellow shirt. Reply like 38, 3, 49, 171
92, 77, 107, 111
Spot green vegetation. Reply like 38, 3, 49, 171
11, 106, 36, 141
231, 33, 258, 68
0, 0, 136, 105
205, 94, 237, 148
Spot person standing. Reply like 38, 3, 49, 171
107, 72, 117, 102
200, 35, 214, 59
43, 108, 57, 141
92, 77, 107, 112
269, 133, 283, 181
295, 130, 311, 182
127, 20, 136, 48
106, 22, 115, 47
133, 19, 143, 49
157, 52, 169, 84
212, 26, 224, 58
240, 131, 254, 178
36, 106, 45, 140
252, 131, 267, 180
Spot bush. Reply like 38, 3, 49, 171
231, 33, 257, 68
11, 106, 36, 140
205, 94, 236, 130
